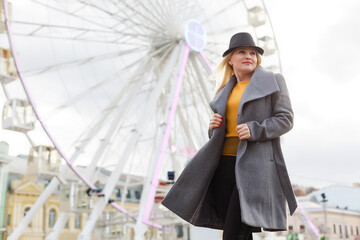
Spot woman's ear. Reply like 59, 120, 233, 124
228, 59, 232, 67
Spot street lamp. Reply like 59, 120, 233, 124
320, 193, 329, 240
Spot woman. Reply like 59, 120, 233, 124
162, 32, 297, 240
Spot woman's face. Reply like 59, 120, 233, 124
228, 47, 257, 75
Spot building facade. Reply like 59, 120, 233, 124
285, 186, 360, 240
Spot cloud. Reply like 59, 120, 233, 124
266, 0, 360, 188
315, 3, 360, 82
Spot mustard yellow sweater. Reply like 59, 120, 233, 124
222, 80, 249, 156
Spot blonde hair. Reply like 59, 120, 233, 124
213, 49, 262, 96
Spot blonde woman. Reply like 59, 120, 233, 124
162, 32, 297, 240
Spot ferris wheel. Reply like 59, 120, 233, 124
1, 0, 283, 239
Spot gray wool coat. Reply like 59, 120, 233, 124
161, 66, 297, 231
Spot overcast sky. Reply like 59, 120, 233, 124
1, 0, 359, 189
265, 0, 360, 188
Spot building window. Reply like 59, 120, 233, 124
333, 224, 336, 234
65, 219, 69, 229
339, 225, 342, 236
288, 225, 293, 232
135, 190, 141, 200
300, 225, 305, 233
175, 225, 183, 237
345, 225, 349, 238
356, 226, 359, 235
75, 213, 81, 229
351, 226, 353, 235
7, 214, 10, 226
116, 189, 121, 198
49, 209, 56, 227
126, 190, 131, 199
24, 207, 32, 227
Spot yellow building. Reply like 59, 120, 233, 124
4, 164, 152, 240
6, 175, 88, 240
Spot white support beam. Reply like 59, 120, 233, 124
134, 44, 190, 240
45, 212, 70, 240
133, 122, 167, 240
78, 44, 182, 240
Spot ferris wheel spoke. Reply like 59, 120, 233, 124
153, 0, 173, 22
69, 43, 174, 168
120, 0, 166, 31
82, 108, 127, 180
205, 40, 227, 46
11, 32, 146, 46
30, 0, 123, 32
185, 70, 209, 140
180, 1, 201, 19
67, 83, 142, 165
95, 45, 175, 142
178, 81, 204, 150
101, 0, 163, 36
136, 3, 168, 31
45, 42, 173, 138
116, 2, 167, 36
176, 105, 198, 149
76, 0, 152, 36
23, 46, 148, 76
139, 0, 169, 26
196, 52, 215, 75
111, 3, 154, 34
207, 24, 250, 36
185, 64, 212, 132
10, 20, 145, 41
189, 56, 212, 101
201, 48, 220, 61
201, 0, 243, 24
79, 65, 171, 179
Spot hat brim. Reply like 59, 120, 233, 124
222, 46, 264, 57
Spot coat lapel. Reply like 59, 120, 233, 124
210, 66, 279, 122
237, 66, 279, 123
209, 75, 237, 117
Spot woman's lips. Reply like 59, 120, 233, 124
243, 61, 252, 64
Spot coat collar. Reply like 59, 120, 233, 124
209, 66, 279, 117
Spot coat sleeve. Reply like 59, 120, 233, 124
245, 73, 294, 142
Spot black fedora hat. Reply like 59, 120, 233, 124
222, 32, 264, 57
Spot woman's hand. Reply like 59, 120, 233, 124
236, 124, 251, 140
209, 113, 223, 130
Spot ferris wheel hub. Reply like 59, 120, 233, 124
184, 19, 207, 52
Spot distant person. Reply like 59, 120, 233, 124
162, 32, 297, 240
